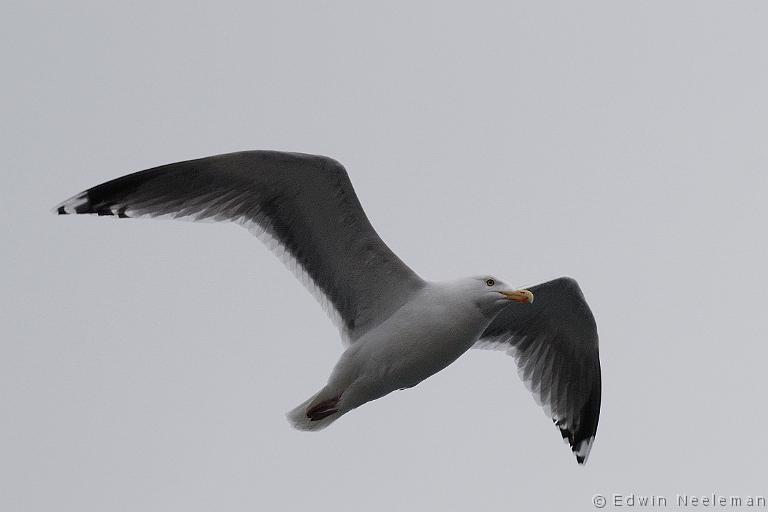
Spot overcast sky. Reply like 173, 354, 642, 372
3, 1, 767, 511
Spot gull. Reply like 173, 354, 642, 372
55, 151, 601, 464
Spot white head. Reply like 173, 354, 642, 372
454, 275, 535, 319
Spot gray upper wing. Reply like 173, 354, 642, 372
476, 277, 601, 464
55, 150, 425, 342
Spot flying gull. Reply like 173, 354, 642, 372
55, 151, 601, 464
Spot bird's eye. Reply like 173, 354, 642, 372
485, 278, 495, 287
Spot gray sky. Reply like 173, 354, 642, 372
3, 1, 767, 511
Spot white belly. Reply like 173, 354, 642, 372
330, 290, 490, 410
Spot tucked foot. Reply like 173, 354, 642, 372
306, 397, 340, 421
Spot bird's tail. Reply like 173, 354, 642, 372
287, 386, 345, 431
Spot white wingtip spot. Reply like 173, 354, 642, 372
54, 191, 88, 214
575, 436, 594, 464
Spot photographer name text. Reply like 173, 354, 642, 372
592, 493, 766, 508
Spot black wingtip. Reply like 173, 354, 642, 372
554, 419, 595, 465
54, 191, 101, 216
55, 188, 135, 218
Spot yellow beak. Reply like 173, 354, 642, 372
500, 289, 535, 304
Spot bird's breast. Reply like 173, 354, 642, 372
355, 299, 487, 389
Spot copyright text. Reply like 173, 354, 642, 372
592, 493, 766, 509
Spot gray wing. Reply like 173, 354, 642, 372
475, 277, 601, 464
55, 150, 425, 343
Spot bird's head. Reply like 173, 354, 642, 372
458, 276, 534, 318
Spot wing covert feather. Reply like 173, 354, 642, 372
56, 151, 425, 342
476, 277, 601, 464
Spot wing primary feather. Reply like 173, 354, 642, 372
475, 277, 601, 464
54, 150, 426, 344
